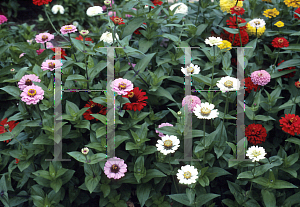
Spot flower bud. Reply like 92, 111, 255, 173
81, 147, 89, 155
80, 30, 89, 36
177, 111, 182, 116
104, 0, 111, 5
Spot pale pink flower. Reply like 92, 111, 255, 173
36, 49, 45, 55
128, 62, 136, 68
21, 85, 44, 105
108, 11, 116, 16
46, 42, 54, 48
0, 15, 8, 24
182, 95, 201, 112
250, 70, 271, 86
35, 32, 55, 44
41, 60, 63, 71
104, 157, 127, 179
156, 123, 174, 138
110, 78, 134, 95
18, 74, 41, 91
60, 25, 77, 35
19, 53, 26, 58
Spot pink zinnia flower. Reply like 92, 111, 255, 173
36, 49, 45, 55
18, 74, 41, 91
108, 11, 116, 16
35, 32, 55, 44
156, 123, 174, 137
19, 53, 26, 58
110, 78, 134, 95
250, 70, 271, 86
46, 42, 54, 48
41, 60, 63, 71
0, 15, 8, 24
21, 85, 44, 105
60, 25, 77, 35
182, 95, 201, 112
128, 62, 136, 68
104, 157, 127, 179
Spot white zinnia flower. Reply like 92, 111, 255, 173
248, 18, 266, 29
81, 147, 89, 155
72, 21, 79, 27
176, 165, 198, 185
181, 63, 200, 76
170, 2, 189, 15
246, 146, 267, 162
156, 135, 180, 155
100, 31, 119, 45
193, 102, 219, 120
216, 76, 241, 93
86, 6, 103, 17
205, 36, 223, 46
52, 5, 65, 14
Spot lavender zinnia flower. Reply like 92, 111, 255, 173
250, 70, 271, 86
18, 74, 41, 91
110, 78, 134, 95
104, 157, 127, 179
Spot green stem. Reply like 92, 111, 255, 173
247, 160, 257, 199
220, 93, 229, 138
236, 14, 243, 47
168, 155, 179, 194
7, 130, 25, 148
203, 119, 206, 148
195, 0, 201, 26
83, 38, 89, 89
68, 33, 78, 62
35, 104, 43, 123
274, 48, 280, 67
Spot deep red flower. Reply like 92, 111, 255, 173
279, 114, 300, 136
15, 158, 20, 164
32, 0, 52, 6
51, 48, 67, 60
110, 16, 125, 25
134, 23, 147, 35
151, 0, 163, 8
271, 37, 289, 48
245, 77, 259, 93
294, 8, 300, 19
228, 30, 249, 46
295, 81, 300, 88
122, 87, 148, 111
277, 60, 296, 78
245, 123, 267, 145
0, 118, 19, 143
83, 100, 107, 121
230, 6, 245, 16
226, 16, 247, 30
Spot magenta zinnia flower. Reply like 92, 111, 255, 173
18, 74, 41, 91
250, 70, 271, 86
104, 157, 127, 179
182, 95, 201, 112
36, 49, 45, 55
21, 85, 44, 105
41, 60, 63, 71
156, 123, 174, 138
35, 32, 55, 44
0, 15, 8, 24
110, 78, 134, 95
60, 25, 77, 35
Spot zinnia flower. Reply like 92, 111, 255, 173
182, 95, 201, 112
86, 6, 103, 17
170, 2, 189, 15
21, 85, 44, 105
279, 114, 300, 135
248, 18, 266, 29
122, 87, 148, 111
156, 123, 174, 138
83, 100, 107, 121
79, 30, 89, 36
176, 165, 199, 185
52, 5, 64, 14
0, 118, 19, 143
110, 78, 134, 95
60, 25, 77, 35
15, 158, 20, 164
156, 135, 180, 155
246, 23, 266, 38
216, 76, 240, 93
245, 77, 259, 93
35, 32, 55, 44
150, 0, 163, 8
81, 147, 89, 155
230, 6, 245, 15
295, 81, 300, 88
284, 0, 300, 7
193, 102, 219, 120
228, 30, 249, 46
271, 37, 289, 48
246, 146, 267, 162
100, 31, 119, 45
51, 48, 67, 60
294, 7, 300, 19
205, 36, 223, 46
278, 60, 296, 78
218, 40, 232, 50
263, 8, 279, 18
274, 21, 284, 27
226, 16, 247, 30
41, 60, 63, 71
0, 15, 8, 24
250, 70, 271, 86
32, 0, 52, 6
181, 63, 200, 76
75, 35, 94, 45
220, 0, 243, 13
245, 124, 267, 145
18, 74, 41, 91
104, 157, 127, 179
110, 16, 125, 25
36, 49, 45, 55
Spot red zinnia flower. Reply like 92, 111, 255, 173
245, 77, 259, 93
295, 81, 300, 88
122, 87, 148, 111
271, 37, 289, 48
32, 0, 52, 6
294, 8, 300, 19
245, 123, 267, 145
15, 158, 20, 164
83, 100, 107, 121
151, 0, 163, 8
230, 6, 245, 16
110, 16, 125, 25
226, 16, 247, 30
277, 60, 296, 78
75, 35, 94, 45
228, 30, 249, 46
0, 118, 19, 143
279, 114, 300, 136
134, 23, 147, 35
51, 48, 67, 60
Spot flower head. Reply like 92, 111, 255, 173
156, 123, 174, 138
0, 15, 8, 24
35, 32, 55, 44
41, 60, 63, 71
220, 0, 243, 13
81, 147, 89, 155
182, 95, 201, 112
32, 0, 52, 6
110, 16, 125, 25
245, 77, 259, 93
75, 35, 94, 45
246, 146, 267, 162
230, 6, 245, 15
36, 49, 45, 55
110, 78, 134, 95
250, 70, 271, 86
274, 21, 284, 27
100, 31, 119, 45
83, 100, 107, 121
122, 87, 148, 111
284, 0, 300, 7
15, 158, 20, 164
279, 114, 300, 135
18, 74, 41, 91
79, 30, 89, 36
150, 0, 163, 8
181, 63, 200, 76
271, 37, 289, 48
176, 165, 198, 185
0, 118, 19, 143
52, 5, 64, 14
246, 23, 266, 37
295, 81, 300, 88
248, 18, 266, 29
226, 16, 247, 30
104, 157, 127, 179
245, 124, 267, 145
156, 135, 180, 155
227, 30, 249, 46
170, 2, 189, 15
21, 85, 44, 105
86, 6, 103, 17
218, 40, 232, 50
278, 60, 296, 78
193, 102, 219, 120
205, 36, 223, 46
263, 8, 279, 18
104, 0, 111, 5
60, 25, 77, 35
294, 7, 300, 19
216, 76, 240, 93
51, 48, 67, 60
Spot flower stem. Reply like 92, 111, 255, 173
236, 14, 243, 47
168, 155, 179, 194
83, 38, 89, 89
35, 104, 43, 123
203, 119, 206, 148
68, 33, 78, 62
220, 93, 229, 138
235, 0, 238, 6
195, 0, 201, 26
247, 160, 257, 199
274, 48, 280, 66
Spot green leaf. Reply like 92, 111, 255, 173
275, 58, 300, 70
139, 39, 154, 53
283, 191, 300, 206
285, 137, 300, 146
67, 151, 87, 163
0, 86, 21, 99
122, 17, 145, 38
50, 178, 62, 193
65, 100, 79, 116
196, 24, 208, 36
85, 175, 100, 194
148, 86, 176, 102
32, 170, 52, 180
88, 56, 94, 69
168, 194, 191, 206
100, 184, 110, 198
162, 34, 179, 42
237, 171, 253, 179
137, 183, 151, 207
141, 169, 166, 183
261, 189, 276, 207
89, 153, 107, 164
134, 156, 146, 183
134, 53, 156, 74
219, 26, 239, 34
186, 188, 195, 204
195, 193, 220, 206
66, 74, 88, 82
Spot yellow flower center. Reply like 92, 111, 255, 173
56, 51, 62, 56
48, 62, 55, 69
65, 26, 73, 30
184, 171, 191, 179
187, 67, 194, 73
114, 17, 122, 23
118, 82, 127, 89
128, 92, 134, 98
42, 35, 48, 41
201, 107, 211, 115
234, 7, 241, 11
252, 150, 261, 157
27, 89, 37, 97
278, 39, 284, 43
164, 140, 173, 148
254, 21, 260, 25
224, 80, 233, 88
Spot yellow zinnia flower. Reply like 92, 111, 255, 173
274, 21, 284, 27
218, 40, 232, 50
284, 0, 300, 7
263, 8, 280, 18
246, 23, 266, 37
220, 0, 243, 13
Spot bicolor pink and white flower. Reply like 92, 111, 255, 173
35, 32, 55, 44
18, 74, 41, 91
104, 157, 127, 179
110, 78, 134, 95
60, 25, 77, 35
41, 60, 63, 71
21, 85, 44, 105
